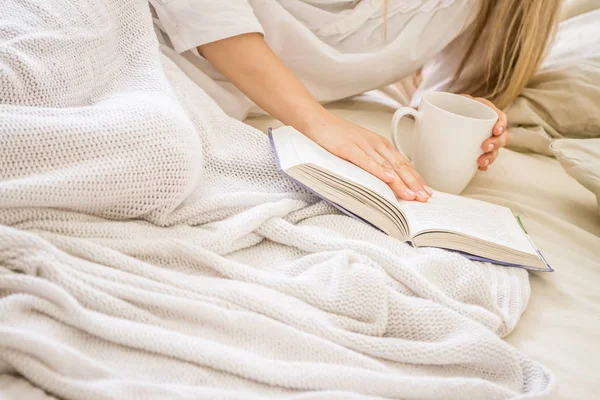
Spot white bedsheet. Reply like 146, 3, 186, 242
479, 152, 600, 400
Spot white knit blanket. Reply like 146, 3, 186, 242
0, 1, 553, 399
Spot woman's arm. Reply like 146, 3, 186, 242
200, 33, 432, 201
199, 33, 325, 135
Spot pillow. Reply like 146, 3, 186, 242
505, 9, 600, 154
562, 0, 600, 20
550, 139, 600, 215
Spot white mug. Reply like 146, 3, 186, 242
391, 92, 498, 195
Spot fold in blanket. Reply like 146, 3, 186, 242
0, 0, 553, 399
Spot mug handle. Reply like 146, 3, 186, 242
391, 107, 423, 161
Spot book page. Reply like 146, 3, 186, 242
399, 191, 537, 256
270, 126, 398, 205
269, 127, 302, 171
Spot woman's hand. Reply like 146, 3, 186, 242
304, 111, 432, 202
462, 96, 509, 171
200, 34, 430, 200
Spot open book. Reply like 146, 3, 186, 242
269, 126, 552, 272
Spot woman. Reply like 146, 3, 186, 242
150, 0, 561, 201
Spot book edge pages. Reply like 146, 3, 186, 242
268, 128, 552, 272
269, 128, 379, 229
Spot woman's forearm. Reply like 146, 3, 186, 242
199, 33, 330, 133
199, 33, 434, 201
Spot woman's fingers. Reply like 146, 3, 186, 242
396, 166, 430, 201
342, 144, 417, 201
481, 130, 509, 153
480, 129, 508, 169
472, 97, 507, 172
474, 97, 507, 136
383, 140, 428, 187
463, 95, 508, 136
373, 141, 431, 201
344, 144, 393, 183
478, 154, 491, 169
364, 150, 422, 201
478, 148, 499, 169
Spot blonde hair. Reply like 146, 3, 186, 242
384, 0, 562, 109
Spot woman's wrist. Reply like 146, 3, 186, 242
292, 104, 340, 140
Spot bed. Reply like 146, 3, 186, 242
243, 11, 600, 393
2, 92, 598, 400
1, 0, 599, 399
245, 93, 600, 400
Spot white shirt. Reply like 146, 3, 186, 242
150, 0, 478, 119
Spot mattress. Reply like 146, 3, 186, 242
245, 94, 600, 400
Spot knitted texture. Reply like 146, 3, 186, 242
0, 0, 553, 399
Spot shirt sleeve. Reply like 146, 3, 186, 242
148, 0, 265, 53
